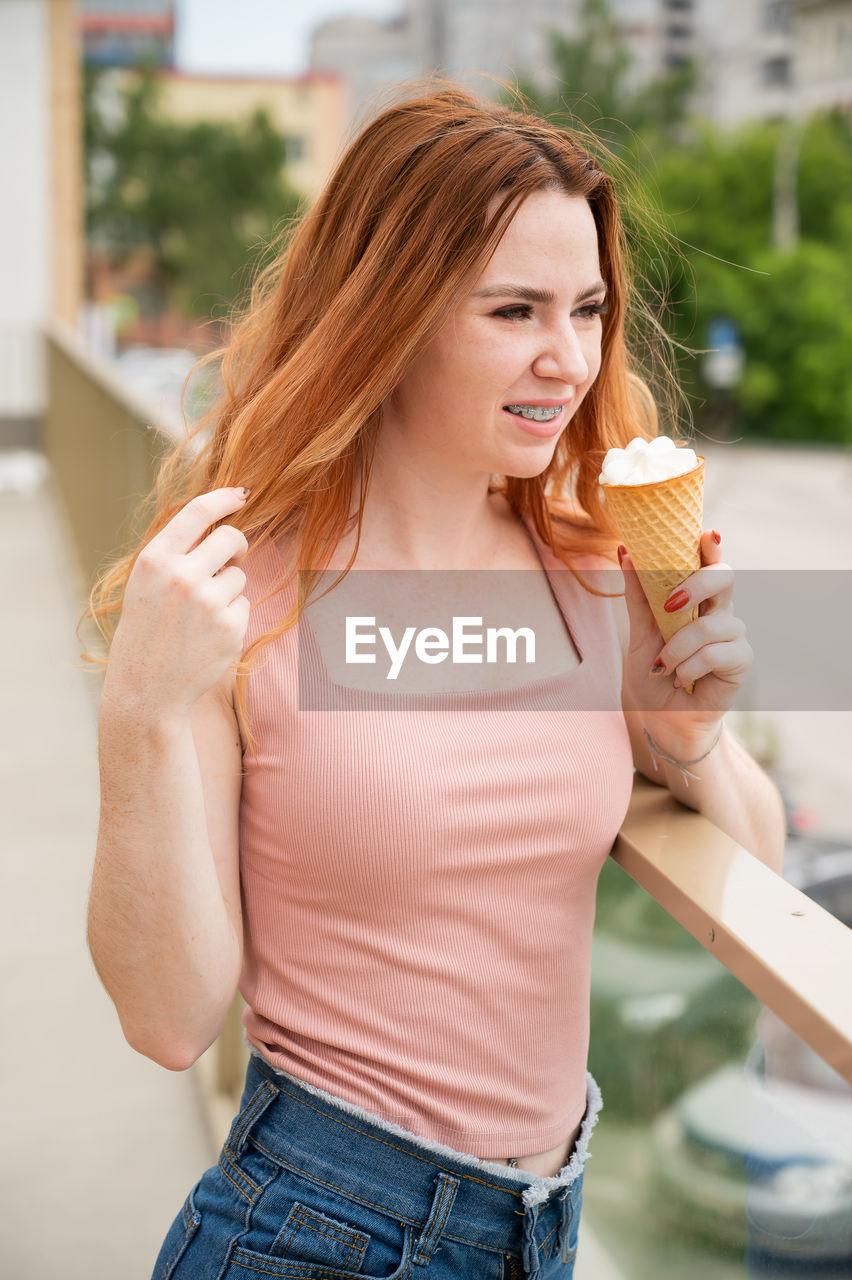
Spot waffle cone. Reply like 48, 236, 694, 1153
602, 457, 705, 690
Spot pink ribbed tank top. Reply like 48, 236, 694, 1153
237, 521, 634, 1157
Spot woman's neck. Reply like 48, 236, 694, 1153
340, 449, 513, 572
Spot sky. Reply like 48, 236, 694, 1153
176, 0, 404, 78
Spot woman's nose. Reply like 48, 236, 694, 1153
531, 325, 590, 384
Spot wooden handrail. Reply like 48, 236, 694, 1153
612, 775, 852, 1086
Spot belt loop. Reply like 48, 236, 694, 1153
229, 1079, 278, 1159
521, 1203, 541, 1278
412, 1171, 459, 1266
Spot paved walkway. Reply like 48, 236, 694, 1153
0, 457, 622, 1278
0, 468, 214, 1279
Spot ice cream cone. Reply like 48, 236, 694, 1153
602, 457, 705, 692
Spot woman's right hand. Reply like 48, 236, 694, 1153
103, 487, 251, 718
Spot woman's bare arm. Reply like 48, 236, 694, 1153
88, 678, 243, 1069
86, 487, 251, 1069
613, 531, 786, 873
622, 687, 786, 873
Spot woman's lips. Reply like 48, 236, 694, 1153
502, 405, 566, 438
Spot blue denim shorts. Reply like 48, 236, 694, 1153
152, 1051, 602, 1279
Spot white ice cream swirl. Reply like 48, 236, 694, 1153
598, 436, 699, 485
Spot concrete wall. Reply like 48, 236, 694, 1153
794, 0, 852, 118
0, 0, 51, 430
0, 0, 82, 443
44, 320, 180, 586
50, 0, 85, 328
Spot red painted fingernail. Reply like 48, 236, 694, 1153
650, 657, 666, 676
712, 530, 721, 545
664, 589, 690, 613
617, 544, 626, 566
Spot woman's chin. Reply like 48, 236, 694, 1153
499, 443, 561, 480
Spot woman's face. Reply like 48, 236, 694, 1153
382, 189, 607, 481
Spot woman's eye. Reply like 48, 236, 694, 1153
574, 301, 610, 319
493, 304, 533, 321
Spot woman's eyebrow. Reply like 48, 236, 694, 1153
473, 280, 607, 303
576, 280, 608, 302
473, 284, 555, 303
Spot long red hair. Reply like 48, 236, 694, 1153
87, 83, 679, 704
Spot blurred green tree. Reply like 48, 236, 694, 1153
516, 0, 696, 152
512, 0, 852, 443
84, 65, 303, 320
650, 116, 852, 442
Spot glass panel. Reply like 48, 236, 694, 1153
584, 856, 852, 1279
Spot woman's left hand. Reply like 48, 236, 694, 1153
620, 530, 752, 743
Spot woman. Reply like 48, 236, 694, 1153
86, 87, 786, 1279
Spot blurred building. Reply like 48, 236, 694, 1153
693, 0, 796, 125
621, 0, 697, 84
80, 0, 175, 69
311, 0, 852, 128
693, 0, 852, 125
87, 58, 345, 203
310, 0, 687, 125
310, 7, 420, 127
792, 0, 852, 117
0, 0, 82, 446
155, 71, 346, 200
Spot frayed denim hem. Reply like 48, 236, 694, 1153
518, 1072, 602, 1208
243, 1034, 601, 1210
